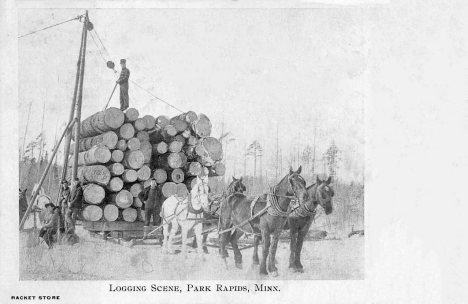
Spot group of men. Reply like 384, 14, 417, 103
39, 178, 84, 248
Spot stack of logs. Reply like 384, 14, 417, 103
68, 107, 225, 223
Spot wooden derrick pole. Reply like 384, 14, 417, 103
71, 11, 89, 182
21, 102, 33, 159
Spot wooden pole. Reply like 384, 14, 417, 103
48, 118, 60, 193
36, 102, 46, 183
20, 119, 77, 230
56, 14, 86, 205
71, 10, 88, 182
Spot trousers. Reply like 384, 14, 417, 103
65, 207, 79, 231
120, 82, 129, 111
144, 205, 161, 226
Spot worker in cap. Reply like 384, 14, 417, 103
116, 59, 130, 111
39, 203, 60, 248
138, 178, 164, 240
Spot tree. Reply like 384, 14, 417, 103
324, 140, 341, 180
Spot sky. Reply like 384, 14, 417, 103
18, 8, 365, 183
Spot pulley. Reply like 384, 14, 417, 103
86, 21, 94, 31
107, 61, 115, 69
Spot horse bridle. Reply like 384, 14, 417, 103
192, 178, 210, 209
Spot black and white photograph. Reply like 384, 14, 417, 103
1, 0, 467, 303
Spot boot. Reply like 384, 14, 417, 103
142, 226, 149, 240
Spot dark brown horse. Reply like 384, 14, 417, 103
219, 167, 309, 276
19, 188, 28, 224
288, 176, 334, 272
193, 176, 246, 253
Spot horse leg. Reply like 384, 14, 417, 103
219, 231, 230, 259
181, 222, 189, 257
268, 232, 281, 276
259, 229, 271, 276
294, 221, 312, 272
202, 230, 209, 254
289, 220, 299, 271
229, 230, 244, 269
168, 220, 178, 254
194, 222, 204, 255
162, 220, 170, 254
252, 235, 261, 265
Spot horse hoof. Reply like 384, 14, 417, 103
289, 267, 298, 273
235, 263, 243, 270
296, 268, 304, 273
259, 270, 268, 276
269, 271, 279, 277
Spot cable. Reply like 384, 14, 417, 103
93, 28, 112, 60
19, 15, 82, 39
89, 31, 108, 66
129, 80, 184, 113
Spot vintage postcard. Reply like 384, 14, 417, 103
1, 0, 466, 303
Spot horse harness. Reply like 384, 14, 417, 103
288, 184, 318, 218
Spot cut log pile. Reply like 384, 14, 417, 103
69, 107, 225, 223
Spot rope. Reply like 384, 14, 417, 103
93, 28, 112, 59
19, 15, 82, 38
129, 80, 184, 113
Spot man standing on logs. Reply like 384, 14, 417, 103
138, 179, 163, 240
66, 179, 84, 233
117, 59, 130, 111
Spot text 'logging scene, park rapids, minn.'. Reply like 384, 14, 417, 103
18, 8, 364, 281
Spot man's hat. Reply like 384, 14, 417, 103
45, 203, 55, 209
120, 59, 126, 64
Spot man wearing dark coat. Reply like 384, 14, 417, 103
66, 178, 84, 233
117, 59, 130, 111
138, 179, 164, 240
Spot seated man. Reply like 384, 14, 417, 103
39, 203, 59, 248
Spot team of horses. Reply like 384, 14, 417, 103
160, 166, 334, 276
20, 166, 334, 276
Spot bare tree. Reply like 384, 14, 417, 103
324, 140, 341, 180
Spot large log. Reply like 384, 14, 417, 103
181, 129, 192, 139
133, 197, 143, 208
112, 190, 133, 209
184, 145, 205, 160
161, 182, 177, 198
152, 142, 168, 155
179, 152, 188, 167
184, 176, 197, 191
110, 149, 124, 163
74, 107, 124, 139
107, 177, 124, 192
77, 165, 111, 185
107, 163, 124, 176
170, 118, 188, 133
137, 165, 151, 181
139, 141, 152, 164
74, 145, 111, 166
153, 168, 168, 184
168, 141, 183, 153
199, 137, 223, 163
82, 205, 103, 221
136, 131, 150, 142
184, 162, 202, 177
208, 162, 226, 176
156, 115, 170, 129
122, 208, 138, 222
175, 135, 186, 144
169, 168, 185, 184
124, 108, 139, 122
117, 123, 135, 139
104, 204, 119, 221
192, 113, 211, 138
176, 183, 188, 198
134, 118, 146, 131
149, 125, 177, 143
70, 131, 118, 153
175, 111, 198, 123
154, 153, 183, 169
126, 183, 143, 198
142, 115, 156, 130
122, 169, 138, 183
127, 138, 141, 151
83, 183, 106, 205
116, 139, 127, 151
122, 150, 145, 169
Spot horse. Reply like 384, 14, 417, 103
287, 176, 334, 273
219, 166, 309, 276
192, 176, 246, 254
161, 175, 211, 255
19, 188, 28, 224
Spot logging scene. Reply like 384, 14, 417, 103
18, 8, 364, 281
